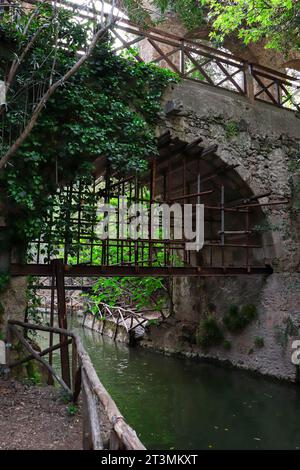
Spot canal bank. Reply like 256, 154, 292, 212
67, 322, 300, 450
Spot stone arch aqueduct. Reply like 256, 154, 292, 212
0, 2, 300, 382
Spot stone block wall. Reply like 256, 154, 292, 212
83, 312, 130, 345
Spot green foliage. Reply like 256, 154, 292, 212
225, 120, 240, 139
240, 304, 258, 322
274, 325, 288, 347
252, 221, 282, 233
147, 319, 159, 326
67, 404, 78, 416
196, 315, 224, 348
0, 331, 4, 341
207, 303, 216, 313
125, 0, 206, 30
0, 274, 10, 293
0, 4, 177, 250
223, 304, 257, 332
288, 152, 300, 173
89, 275, 166, 313
26, 361, 42, 385
59, 389, 73, 404
285, 317, 299, 336
26, 277, 43, 328
156, 0, 206, 30
275, 316, 300, 347
209, 0, 300, 51
223, 339, 232, 350
126, 1, 300, 51
254, 336, 265, 348
72, 235, 173, 313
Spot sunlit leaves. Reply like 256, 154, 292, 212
125, 0, 300, 51
208, 0, 300, 51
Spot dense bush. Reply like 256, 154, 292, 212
254, 337, 265, 348
0, 4, 177, 248
223, 304, 258, 332
223, 339, 232, 350
196, 315, 224, 348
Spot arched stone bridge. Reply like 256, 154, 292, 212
3, 5, 300, 382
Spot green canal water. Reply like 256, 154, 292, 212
41, 322, 300, 450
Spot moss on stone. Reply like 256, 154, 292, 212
254, 337, 265, 348
224, 120, 240, 138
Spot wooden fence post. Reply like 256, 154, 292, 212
5, 325, 12, 377
55, 259, 71, 388
82, 370, 103, 450
244, 63, 255, 103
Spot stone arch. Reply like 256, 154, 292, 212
154, 137, 277, 270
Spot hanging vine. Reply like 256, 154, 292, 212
0, 2, 177, 255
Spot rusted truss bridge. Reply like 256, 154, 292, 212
11, 137, 285, 278
10, 0, 300, 111
11, 132, 287, 279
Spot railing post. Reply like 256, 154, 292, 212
48, 260, 55, 385
4, 325, 12, 377
82, 369, 103, 450
72, 338, 78, 391
275, 79, 281, 106
55, 259, 71, 388
244, 62, 255, 103
180, 39, 185, 76
82, 385, 93, 450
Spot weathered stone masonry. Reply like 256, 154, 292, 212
142, 80, 300, 382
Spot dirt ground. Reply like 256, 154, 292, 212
0, 378, 82, 450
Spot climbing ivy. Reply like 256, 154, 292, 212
0, 4, 177, 251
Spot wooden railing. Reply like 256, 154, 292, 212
84, 301, 150, 334
48, 1, 300, 110
109, 20, 300, 111
6, 320, 146, 450
4, 0, 299, 110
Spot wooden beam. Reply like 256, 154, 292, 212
10, 264, 274, 277
9, 325, 72, 395
82, 369, 103, 450
9, 339, 72, 369
55, 259, 71, 388
199, 144, 218, 159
